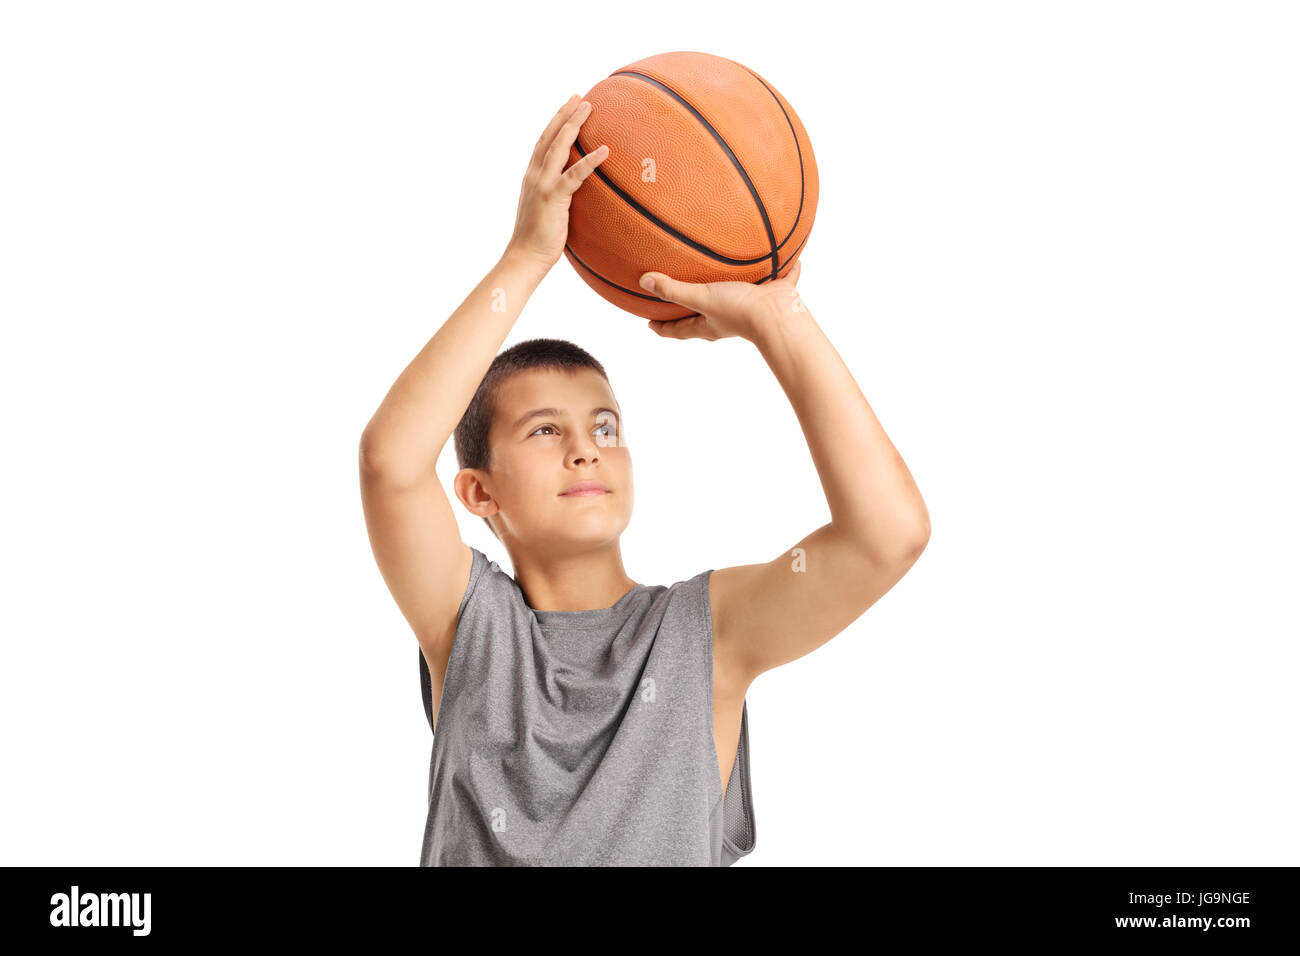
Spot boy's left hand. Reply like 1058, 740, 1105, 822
639, 260, 803, 342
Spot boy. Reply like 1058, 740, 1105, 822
359, 94, 930, 865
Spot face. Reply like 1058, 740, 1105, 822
458, 367, 634, 553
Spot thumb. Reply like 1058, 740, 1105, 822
639, 272, 704, 307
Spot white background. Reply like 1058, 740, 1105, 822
2, 1, 1296, 866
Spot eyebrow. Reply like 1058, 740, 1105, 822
511, 407, 621, 431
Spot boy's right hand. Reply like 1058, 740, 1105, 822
504, 95, 610, 271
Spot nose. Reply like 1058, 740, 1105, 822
567, 433, 599, 467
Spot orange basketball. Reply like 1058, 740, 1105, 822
564, 51, 818, 320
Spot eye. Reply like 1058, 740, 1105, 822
530, 422, 619, 438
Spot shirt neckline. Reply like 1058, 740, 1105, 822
530, 583, 647, 628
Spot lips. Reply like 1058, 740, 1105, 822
560, 480, 609, 496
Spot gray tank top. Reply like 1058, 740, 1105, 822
418, 545, 757, 865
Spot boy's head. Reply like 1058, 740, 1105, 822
453, 338, 633, 554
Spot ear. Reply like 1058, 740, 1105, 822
454, 468, 499, 518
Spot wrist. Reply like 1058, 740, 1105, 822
499, 245, 556, 280
749, 299, 812, 352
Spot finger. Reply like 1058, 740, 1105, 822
638, 272, 708, 310
560, 144, 610, 192
529, 95, 582, 171
788, 259, 802, 284
647, 315, 705, 339
541, 99, 594, 181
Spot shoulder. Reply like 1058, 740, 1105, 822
653, 567, 712, 626
654, 567, 750, 698
700, 567, 752, 699
457, 545, 527, 620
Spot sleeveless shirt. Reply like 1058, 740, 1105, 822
418, 545, 757, 866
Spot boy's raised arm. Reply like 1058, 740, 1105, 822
635, 263, 930, 689
360, 94, 608, 481
358, 248, 549, 483
357, 95, 608, 658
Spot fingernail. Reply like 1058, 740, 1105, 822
639, 275, 656, 293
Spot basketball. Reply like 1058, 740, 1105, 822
564, 51, 818, 321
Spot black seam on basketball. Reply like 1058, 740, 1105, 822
735, 64, 807, 252
779, 232, 808, 271
574, 72, 785, 274
565, 244, 670, 301
610, 70, 779, 279
572, 137, 770, 268
564, 233, 806, 310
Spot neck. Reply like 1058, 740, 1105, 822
508, 542, 639, 612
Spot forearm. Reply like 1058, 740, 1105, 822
751, 305, 929, 560
360, 248, 550, 480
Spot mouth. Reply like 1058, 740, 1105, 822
559, 481, 609, 496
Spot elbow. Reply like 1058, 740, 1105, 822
842, 513, 929, 568
904, 508, 930, 559
911, 510, 931, 554
358, 431, 399, 478
358, 432, 381, 474
358, 431, 439, 489
884, 510, 929, 565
